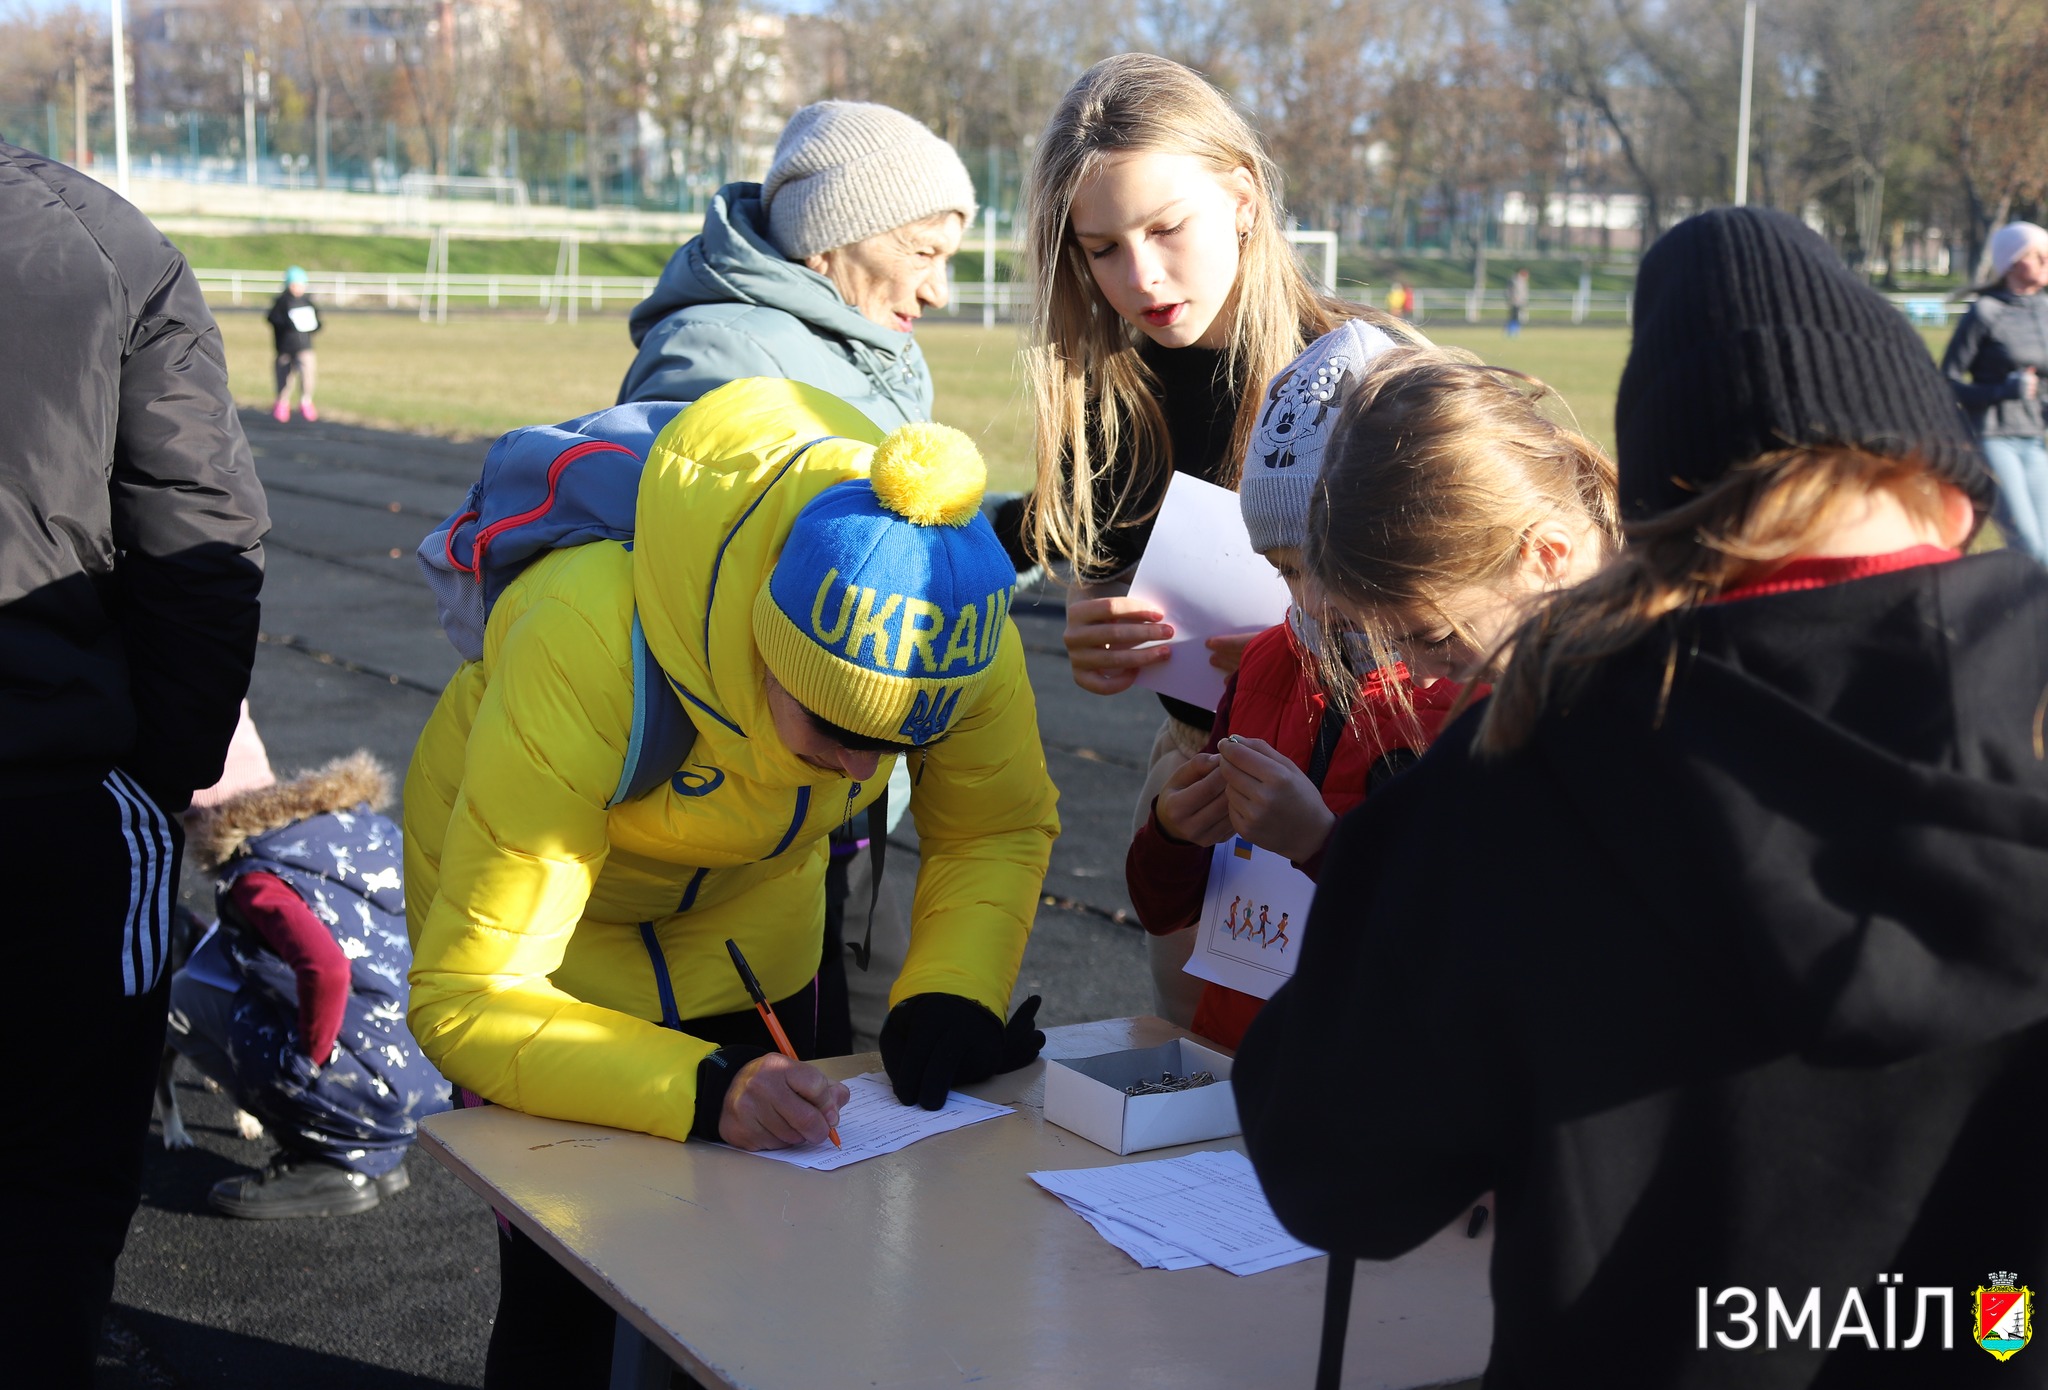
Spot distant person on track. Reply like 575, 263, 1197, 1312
619, 102, 982, 1049
1384, 278, 1415, 321
268, 266, 322, 423
0, 139, 268, 1388
1942, 220, 2048, 560
1506, 266, 1529, 337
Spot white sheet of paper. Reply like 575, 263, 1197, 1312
287, 304, 320, 333
1031, 1149, 1321, 1276
725, 1072, 1011, 1172
1184, 837, 1318, 1000
1127, 473, 1293, 713
1073, 1206, 1208, 1271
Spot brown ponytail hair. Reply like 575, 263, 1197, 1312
1305, 348, 1619, 731
1473, 445, 1958, 756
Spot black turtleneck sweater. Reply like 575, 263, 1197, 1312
1083, 340, 1240, 731
1087, 339, 1239, 580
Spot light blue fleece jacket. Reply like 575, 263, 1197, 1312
617, 182, 934, 431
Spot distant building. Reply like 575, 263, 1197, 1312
1499, 189, 1646, 253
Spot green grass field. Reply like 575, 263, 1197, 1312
216, 309, 1956, 497
216, 312, 1049, 486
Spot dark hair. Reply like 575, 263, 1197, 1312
802, 706, 926, 757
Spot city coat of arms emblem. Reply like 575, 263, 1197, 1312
1975, 1273, 2033, 1361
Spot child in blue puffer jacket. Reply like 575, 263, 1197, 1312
172, 748, 450, 1219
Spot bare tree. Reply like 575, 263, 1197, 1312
522, 0, 650, 200
278, 0, 338, 185
813, 0, 1115, 200
1916, 0, 2048, 277
1516, 0, 1671, 236
1234, 0, 1383, 234
1794, 0, 1922, 276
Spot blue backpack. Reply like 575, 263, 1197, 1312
417, 401, 704, 808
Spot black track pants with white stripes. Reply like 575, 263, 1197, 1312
0, 773, 181, 1389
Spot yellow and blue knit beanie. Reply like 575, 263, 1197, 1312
753, 423, 1015, 746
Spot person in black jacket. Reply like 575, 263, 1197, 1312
266, 265, 322, 422
0, 141, 268, 1386
1238, 207, 2048, 1387
1940, 220, 2048, 561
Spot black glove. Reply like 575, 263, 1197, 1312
880, 993, 1044, 1110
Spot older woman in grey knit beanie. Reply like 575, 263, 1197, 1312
619, 100, 977, 433
618, 101, 976, 1060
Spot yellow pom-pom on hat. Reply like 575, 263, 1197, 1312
869, 422, 986, 526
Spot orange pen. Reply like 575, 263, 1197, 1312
724, 938, 840, 1148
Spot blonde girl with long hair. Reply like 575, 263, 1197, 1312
1237, 208, 2048, 1384
1020, 52, 1415, 1020
1024, 52, 1414, 698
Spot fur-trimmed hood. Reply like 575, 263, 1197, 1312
183, 751, 393, 872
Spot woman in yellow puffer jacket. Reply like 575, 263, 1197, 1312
404, 377, 1059, 1386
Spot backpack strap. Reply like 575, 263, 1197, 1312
847, 788, 888, 971
609, 609, 699, 808
1305, 705, 1347, 791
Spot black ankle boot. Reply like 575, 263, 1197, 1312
208, 1155, 382, 1220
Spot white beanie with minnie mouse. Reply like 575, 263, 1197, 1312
1238, 320, 1400, 554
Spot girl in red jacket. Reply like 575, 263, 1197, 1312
1126, 336, 1618, 1047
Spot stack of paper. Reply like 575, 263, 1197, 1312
1029, 1149, 1321, 1275
728, 1073, 1011, 1172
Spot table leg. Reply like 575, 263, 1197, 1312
610, 1314, 673, 1390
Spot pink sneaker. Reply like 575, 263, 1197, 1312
271, 400, 290, 423
300, 401, 320, 423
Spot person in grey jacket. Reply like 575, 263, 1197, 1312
618, 100, 975, 430
620, 101, 975, 1055
1942, 220, 2048, 560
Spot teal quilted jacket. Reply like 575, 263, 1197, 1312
618, 183, 934, 431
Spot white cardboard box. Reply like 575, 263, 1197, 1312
1042, 1038, 1239, 1155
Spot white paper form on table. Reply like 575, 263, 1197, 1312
1031, 1149, 1321, 1276
722, 1073, 1011, 1172
1127, 473, 1294, 713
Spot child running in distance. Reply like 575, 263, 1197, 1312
268, 266, 321, 423
1020, 52, 1416, 1021
1238, 207, 2048, 1383
1126, 329, 1619, 1048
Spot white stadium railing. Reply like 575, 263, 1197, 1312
193, 268, 661, 313
190, 269, 1970, 328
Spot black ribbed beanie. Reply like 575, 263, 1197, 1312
1615, 207, 1990, 521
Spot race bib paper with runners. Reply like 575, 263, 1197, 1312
1186, 835, 1315, 1000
